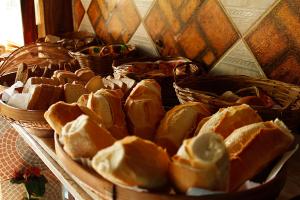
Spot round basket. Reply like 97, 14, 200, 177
54, 134, 287, 200
0, 72, 52, 137
173, 67, 300, 131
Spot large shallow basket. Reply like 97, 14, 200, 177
54, 134, 287, 200
174, 68, 300, 131
0, 72, 52, 137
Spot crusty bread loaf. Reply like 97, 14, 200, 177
77, 94, 89, 107
92, 136, 170, 189
88, 89, 128, 139
198, 104, 262, 139
27, 84, 63, 110
155, 102, 211, 156
61, 114, 115, 159
85, 76, 105, 92
55, 71, 79, 84
225, 119, 294, 191
23, 77, 60, 93
125, 79, 165, 140
64, 83, 89, 103
169, 133, 229, 193
75, 68, 95, 84
15, 63, 31, 83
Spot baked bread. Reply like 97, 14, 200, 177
61, 114, 115, 159
75, 68, 95, 84
23, 77, 60, 93
85, 76, 105, 92
198, 104, 262, 139
15, 63, 31, 83
225, 119, 294, 191
27, 84, 63, 110
125, 79, 165, 140
55, 71, 79, 84
88, 89, 128, 139
169, 133, 229, 193
44, 101, 102, 135
64, 83, 89, 103
155, 102, 211, 155
92, 136, 170, 189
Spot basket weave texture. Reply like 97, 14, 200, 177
174, 72, 300, 131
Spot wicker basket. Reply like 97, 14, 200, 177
174, 69, 300, 131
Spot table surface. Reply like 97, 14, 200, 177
11, 124, 300, 200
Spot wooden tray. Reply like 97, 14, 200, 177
54, 134, 287, 200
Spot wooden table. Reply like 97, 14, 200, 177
11, 123, 300, 200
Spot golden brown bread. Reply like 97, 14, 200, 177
198, 104, 262, 139
23, 77, 60, 93
225, 119, 294, 191
92, 136, 170, 189
64, 83, 89, 103
75, 68, 95, 84
169, 133, 229, 193
61, 114, 115, 159
125, 79, 165, 140
85, 76, 105, 92
155, 102, 211, 156
88, 89, 128, 139
55, 71, 79, 84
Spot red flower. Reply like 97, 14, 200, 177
31, 167, 41, 177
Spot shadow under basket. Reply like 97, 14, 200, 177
54, 133, 287, 200
174, 75, 300, 132
0, 72, 53, 137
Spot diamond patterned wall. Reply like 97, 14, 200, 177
73, 0, 300, 84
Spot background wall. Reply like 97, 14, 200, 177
73, 0, 300, 85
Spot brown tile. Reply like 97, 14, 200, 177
87, 0, 100, 27
270, 55, 300, 85
144, 3, 166, 38
73, 0, 85, 29
203, 51, 216, 66
180, 0, 202, 22
170, 0, 183, 9
158, 0, 181, 33
87, 0, 141, 43
197, 0, 239, 57
161, 30, 179, 56
178, 22, 206, 59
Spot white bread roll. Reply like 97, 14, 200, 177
225, 119, 294, 191
198, 104, 262, 139
85, 76, 104, 92
169, 133, 229, 193
61, 114, 115, 159
75, 68, 95, 84
92, 136, 170, 189
155, 102, 211, 155
125, 79, 165, 140
44, 101, 102, 135
87, 89, 128, 139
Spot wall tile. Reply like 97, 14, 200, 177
246, 0, 300, 85
87, 0, 141, 43
210, 39, 265, 77
81, 0, 92, 10
73, 0, 85, 31
220, 0, 278, 34
144, 0, 239, 68
134, 0, 154, 18
78, 14, 95, 33
128, 23, 159, 56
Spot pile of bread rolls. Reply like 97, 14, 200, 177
5, 67, 136, 110
44, 78, 294, 194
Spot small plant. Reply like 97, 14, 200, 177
11, 166, 47, 200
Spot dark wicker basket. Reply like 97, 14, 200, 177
173, 65, 300, 131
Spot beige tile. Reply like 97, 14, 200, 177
128, 23, 159, 56
81, 0, 92, 11
133, 0, 154, 18
209, 39, 265, 78
220, 0, 278, 34
78, 13, 95, 33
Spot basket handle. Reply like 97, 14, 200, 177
173, 61, 207, 83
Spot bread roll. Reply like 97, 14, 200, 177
155, 102, 211, 156
198, 104, 262, 139
125, 79, 165, 140
61, 114, 115, 159
27, 84, 63, 110
44, 101, 102, 134
88, 89, 128, 139
92, 136, 170, 189
85, 76, 104, 92
64, 83, 89, 103
75, 68, 95, 83
55, 71, 79, 84
225, 119, 294, 191
169, 133, 229, 193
